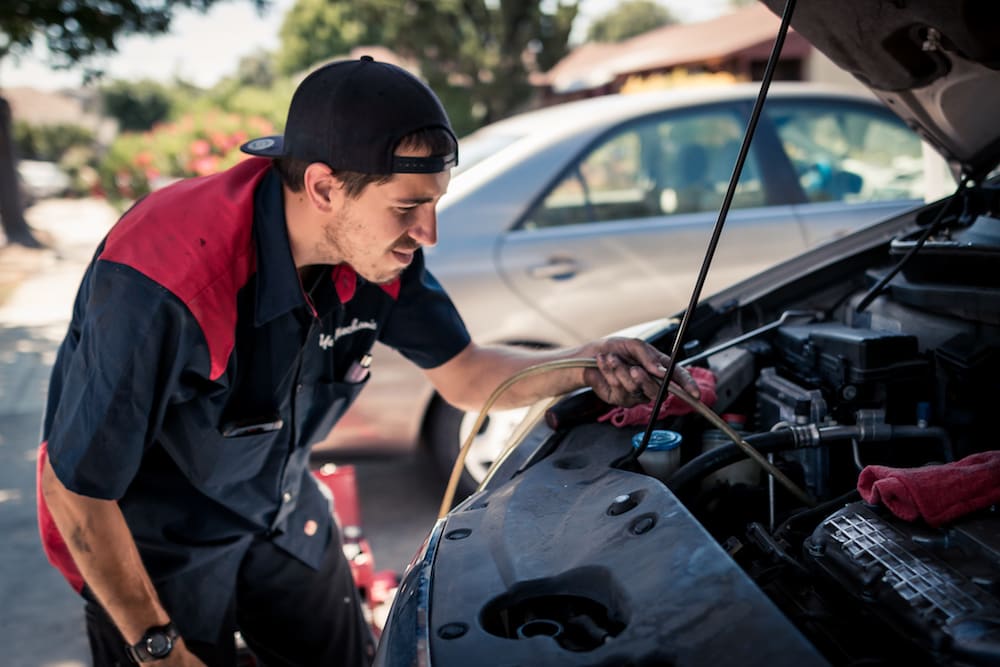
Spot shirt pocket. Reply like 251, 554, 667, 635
180, 419, 284, 489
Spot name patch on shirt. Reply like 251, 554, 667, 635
334, 318, 377, 342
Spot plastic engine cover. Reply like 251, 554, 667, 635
805, 502, 1000, 664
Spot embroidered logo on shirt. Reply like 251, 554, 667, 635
318, 334, 334, 350
334, 318, 377, 341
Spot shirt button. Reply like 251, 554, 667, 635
282, 492, 293, 503
296, 383, 304, 393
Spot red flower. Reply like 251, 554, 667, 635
189, 139, 212, 158
190, 155, 220, 176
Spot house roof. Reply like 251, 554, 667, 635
539, 3, 810, 94
4, 87, 101, 128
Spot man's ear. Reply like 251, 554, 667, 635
303, 162, 341, 212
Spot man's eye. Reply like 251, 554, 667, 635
396, 206, 417, 216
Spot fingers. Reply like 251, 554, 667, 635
670, 363, 701, 400
596, 352, 642, 397
593, 338, 702, 402
595, 352, 659, 404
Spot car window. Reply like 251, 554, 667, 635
765, 101, 924, 204
522, 107, 765, 229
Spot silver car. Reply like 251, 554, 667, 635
314, 81, 950, 492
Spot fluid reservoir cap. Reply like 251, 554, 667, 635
632, 429, 682, 451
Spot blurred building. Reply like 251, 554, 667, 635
4, 87, 117, 146
533, 3, 862, 106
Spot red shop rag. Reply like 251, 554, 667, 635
597, 366, 717, 428
857, 451, 1000, 527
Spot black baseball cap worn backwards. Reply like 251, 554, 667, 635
240, 55, 458, 175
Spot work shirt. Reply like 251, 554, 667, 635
38, 159, 470, 642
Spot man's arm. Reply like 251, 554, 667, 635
423, 337, 699, 413
40, 458, 205, 666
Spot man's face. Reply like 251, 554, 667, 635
319, 150, 450, 284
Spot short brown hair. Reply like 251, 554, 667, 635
274, 126, 457, 199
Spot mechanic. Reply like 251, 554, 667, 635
36, 56, 698, 667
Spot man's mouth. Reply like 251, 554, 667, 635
392, 249, 415, 266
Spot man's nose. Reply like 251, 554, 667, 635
410, 207, 438, 248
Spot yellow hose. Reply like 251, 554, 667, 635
438, 358, 814, 518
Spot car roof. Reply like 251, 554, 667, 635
464, 81, 878, 146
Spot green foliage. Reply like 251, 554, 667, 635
274, 0, 578, 135
276, 0, 387, 75
13, 121, 94, 162
97, 110, 275, 202
587, 0, 675, 43
100, 79, 174, 131
204, 62, 297, 130
0, 1, 264, 69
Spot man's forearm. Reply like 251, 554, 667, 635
41, 457, 171, 644
426, 342, 595, 412
427, 338, 696, 413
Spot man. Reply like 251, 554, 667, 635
37, 56, 696, 666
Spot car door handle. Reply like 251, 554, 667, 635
528, 257, 579, 280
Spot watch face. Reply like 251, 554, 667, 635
146, 632, 173, 658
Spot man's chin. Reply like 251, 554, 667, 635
356, 266, 404, 285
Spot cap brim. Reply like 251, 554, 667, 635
239, 136, 286, 158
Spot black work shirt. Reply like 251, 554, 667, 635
42, 163, 470, 642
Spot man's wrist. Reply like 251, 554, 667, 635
126, 621, 179, 663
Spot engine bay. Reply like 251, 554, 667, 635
405, 182, 1000, 667
644, 181, 1000, 665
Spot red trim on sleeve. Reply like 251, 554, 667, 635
99, 159, 271, 380
36, 441, 85, 593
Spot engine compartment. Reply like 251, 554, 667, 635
393, 184, 1000, 667
645, 183, 1000, 665
666, 310, 1000, 665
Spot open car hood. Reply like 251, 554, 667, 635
761, 0, 1000, 178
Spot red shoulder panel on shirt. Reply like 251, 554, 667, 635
99, 158, 271, 380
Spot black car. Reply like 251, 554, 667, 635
376, 1, 1000, 665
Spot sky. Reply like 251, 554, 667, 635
0, 0, 736, 92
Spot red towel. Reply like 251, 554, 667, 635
597, 366, 717, 428
857, 451, 1000, 527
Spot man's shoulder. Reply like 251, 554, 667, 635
98, 159, 272, 380
100, 159, 270, 298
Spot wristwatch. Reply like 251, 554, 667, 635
127, 622, 179, 663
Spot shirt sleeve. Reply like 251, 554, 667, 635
43, 259, 206, 500
378, 250, 471, 369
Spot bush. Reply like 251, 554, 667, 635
100, 79, 173, 132
97, 110, 275, 202
14, 122, 95, 162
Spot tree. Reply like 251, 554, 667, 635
587, 0, 676, 43
100, 79, 174, 132
276, 0, 579, 135
276, 0, 388, 76
0, 0, 262, 247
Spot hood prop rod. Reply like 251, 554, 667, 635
628, 0, 798, 466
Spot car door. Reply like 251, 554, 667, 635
496, 102, 811, 342
763, 99, 930, 246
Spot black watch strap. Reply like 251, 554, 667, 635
127, 622, 179, 663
